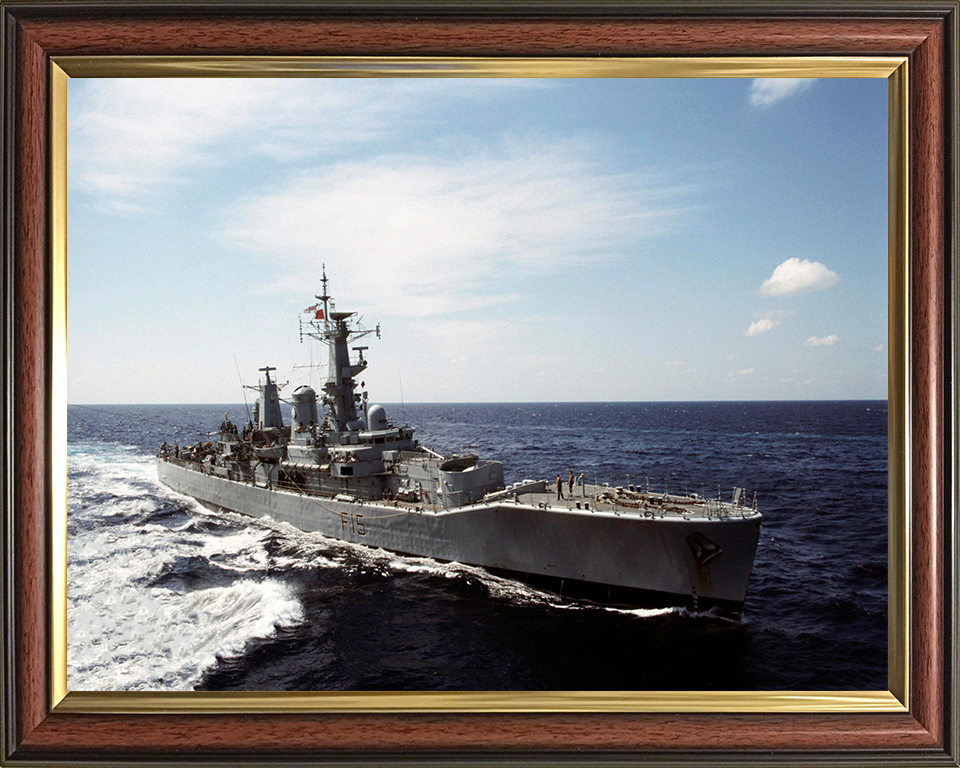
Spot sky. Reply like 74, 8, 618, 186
67, 76, 888, 404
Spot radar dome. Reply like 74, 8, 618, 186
367, 404, 389, 431
291, 385, 318, 431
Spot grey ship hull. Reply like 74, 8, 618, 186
159, 458, 761, 611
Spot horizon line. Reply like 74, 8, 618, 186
68, 398, 890, 407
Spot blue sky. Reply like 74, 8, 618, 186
67, 76, 887, 404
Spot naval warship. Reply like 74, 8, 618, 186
157, 270, 762, 613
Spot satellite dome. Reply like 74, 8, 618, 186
367, 404, 388, 431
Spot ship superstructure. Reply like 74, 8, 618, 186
158, 268, 761, 612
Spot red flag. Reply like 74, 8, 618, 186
315, 309, 325, 320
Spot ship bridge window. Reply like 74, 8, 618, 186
375, 437, 385, 444
340, 466, 354, 476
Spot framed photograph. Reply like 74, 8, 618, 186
2, 2, 957, 766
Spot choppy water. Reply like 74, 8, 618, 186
67, 401, 887, 691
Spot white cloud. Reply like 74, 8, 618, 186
70, 80, 262, 211
803, 334, 839, 347
736, 368, 755, 376
68, 78, 554, 213
749, 78, 816, 107
758, 257, 840, 296
667, 360, 685, 367
872, 344, 885, 352
224, 139, 692, 317
745, 318, 778, 336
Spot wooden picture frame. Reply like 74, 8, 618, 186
2, 2, 957, 765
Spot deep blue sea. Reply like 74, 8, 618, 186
66, 401, 887, 691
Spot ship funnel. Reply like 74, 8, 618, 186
257, 368, 284, 429
291, 386, 318, 432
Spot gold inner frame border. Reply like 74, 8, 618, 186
49, 55, 909, 715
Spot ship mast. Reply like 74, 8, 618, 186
303, 265, 380, 434
316, 265, 331, 333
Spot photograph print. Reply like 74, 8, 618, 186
65, 74, 888, 692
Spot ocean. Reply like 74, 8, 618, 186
66, 401, 887, 691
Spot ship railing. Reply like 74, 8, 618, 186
396, 449, 476, 469
395, 450, 444, 467
705, 498, 740, 519
163, 456, 201, 471
438, 487, 472, 510
275, 477, 302, 494
704, 488, 758, 519
609, 476, 759, 519
602, 483, 757, 519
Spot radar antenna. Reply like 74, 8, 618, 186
316, 263, 331, 330
299, 269, 380, 432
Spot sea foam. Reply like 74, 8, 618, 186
67, 442, 304, 691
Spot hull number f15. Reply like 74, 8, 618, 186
341, 511, 366, 536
